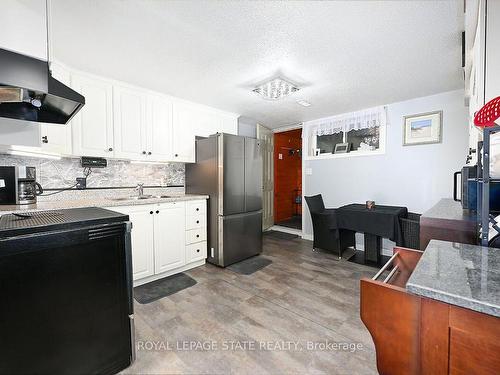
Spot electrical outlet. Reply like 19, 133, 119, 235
76, 177, 86, 190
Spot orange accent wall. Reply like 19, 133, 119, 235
274, 128, 302, 223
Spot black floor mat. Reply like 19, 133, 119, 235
264, 230, 299, 240
227, 256, 273, 275
134, 273, 197, 304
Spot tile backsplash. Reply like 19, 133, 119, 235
0, 154, 185, 189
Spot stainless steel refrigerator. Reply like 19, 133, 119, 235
186, 133, 262, 267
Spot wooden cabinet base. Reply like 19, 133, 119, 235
360, 247, 500, 375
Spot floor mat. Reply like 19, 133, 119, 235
134, 273, 197, 304
264, 230, 299, 240
227, 256, 273, 275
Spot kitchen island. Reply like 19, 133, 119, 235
360, 240, 500, 375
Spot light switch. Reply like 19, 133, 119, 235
278, 153, 283, 160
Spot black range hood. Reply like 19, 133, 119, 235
0, 48, 85, 124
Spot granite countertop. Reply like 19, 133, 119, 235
0, 193, 208, 215
407, 239, 500, 317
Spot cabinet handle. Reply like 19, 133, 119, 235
196, 249, 200, 253
148, 151, 152, 155
42, 136, 48, 144
196, 234, 200, 238
196, 220, 199, 224
156, 210, 159, 214
150, 211, 153, 214
142, 151, 146, 155
108, 147, 113, 152
196, 208, 199, 211
175, 153, 178, 157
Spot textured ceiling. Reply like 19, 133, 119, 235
51, 0, 464, 128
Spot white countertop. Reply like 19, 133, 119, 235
0, 194, 208, 215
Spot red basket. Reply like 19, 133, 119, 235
474, 96, 500, 128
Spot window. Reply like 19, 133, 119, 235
346, 127, 380, 151
316, 133, 344, 154
304, 106, 386, 158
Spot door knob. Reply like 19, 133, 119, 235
142, 151, 146, 155
148, 152, 152, 155
150, 211, 153, 214
42, 136, 48, 144
108, 147, 113, 152
156, 210, 159, 214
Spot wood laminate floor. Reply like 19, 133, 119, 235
124, 236, 378, 374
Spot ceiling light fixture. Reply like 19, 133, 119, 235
252, 77, 299, 100
296, 99, 311, 107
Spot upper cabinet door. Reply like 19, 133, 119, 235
113, 85, 147, 160
146, 94, 173, 161
71, 73, 114, 157
172, 103, 196, 163
0, 0, 47, 60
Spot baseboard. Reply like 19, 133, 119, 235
133, 259, 206, 287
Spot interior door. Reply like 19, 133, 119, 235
257, 124, 274, 229
154, 203, 186, 274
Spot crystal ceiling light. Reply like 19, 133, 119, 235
252, 77, 300, 100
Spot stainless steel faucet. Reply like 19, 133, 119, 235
135, 183, 144, 197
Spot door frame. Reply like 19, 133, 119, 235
257, 124, 274, 230
270, 124, 303, 236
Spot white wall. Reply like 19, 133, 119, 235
303, 89, 469, 238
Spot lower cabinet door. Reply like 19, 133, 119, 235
108, 205, 155, 281
154, 203, 186, 273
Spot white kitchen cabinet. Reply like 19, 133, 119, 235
0, 0, 47, 60
111, 205, 156, 281
146, 94, 173, 161
71, 73, 114, 157
154, 202, 186, 273
105, 199, 207, 285
113, 85, 148, 160
172, 103, 196, 162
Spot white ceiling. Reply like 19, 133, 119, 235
51, 0, 464, 129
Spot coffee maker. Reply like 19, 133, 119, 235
0, 166, 43, 205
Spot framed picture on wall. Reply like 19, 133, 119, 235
403, 110, 442, 146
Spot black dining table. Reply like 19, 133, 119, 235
335, 204, 408, 265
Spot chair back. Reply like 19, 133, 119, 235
304, 194, 325, 213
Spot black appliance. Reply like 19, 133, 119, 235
0, 48, 85, 124
454, 165, 500, 212
0, 207, 134, 374
0, 166, 43, 205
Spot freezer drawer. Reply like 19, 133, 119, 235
218, 211, 262, 267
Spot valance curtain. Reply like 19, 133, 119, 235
307, 106, 387, 137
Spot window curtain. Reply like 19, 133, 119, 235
307, 106, 387, 137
